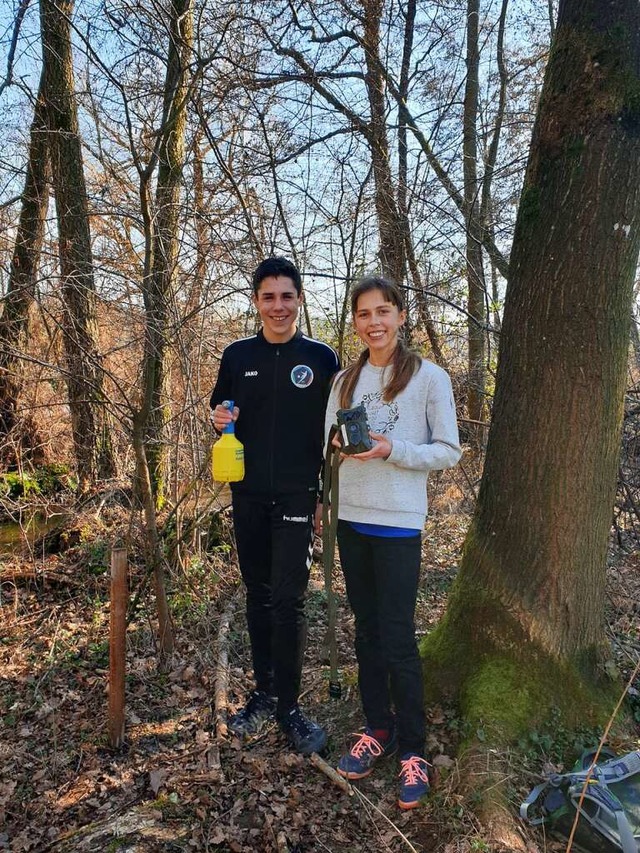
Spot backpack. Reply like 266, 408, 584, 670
520, 748, 640, 852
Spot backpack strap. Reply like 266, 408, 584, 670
519, 780, 554, 825
577, 746, 617, 770
597, 750, 640, 782
616, 811, 637, 853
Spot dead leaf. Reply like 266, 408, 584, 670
209, 826, 226, 844
149, 769, 168, 795
195, 728, 210, 745
428, 705, 445, 724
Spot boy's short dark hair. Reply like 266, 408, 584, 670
252, 257, 302, 295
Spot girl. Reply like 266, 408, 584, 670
325, 275, 461, 809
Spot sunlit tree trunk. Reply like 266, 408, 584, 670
189, 129, 208, 325
141, 0, 193, 507
132, 411, 174, 663
41, 0, 115, 489
397, 0, 444, 362
0, 71, 49, 468
361, 0, 406, 288
463, 0, 488, 440
481, 0, 509, 349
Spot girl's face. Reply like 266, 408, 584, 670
353, 288, 406, 365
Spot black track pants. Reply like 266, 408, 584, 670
337, 520, 426, 756
232, 491, 316, 714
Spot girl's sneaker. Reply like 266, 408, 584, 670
337, 727, 398, 780
398, 753, 431, 809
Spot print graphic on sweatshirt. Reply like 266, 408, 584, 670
361, 391, 399, 434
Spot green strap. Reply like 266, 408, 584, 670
322, 428, 341, 697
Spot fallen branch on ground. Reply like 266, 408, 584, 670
309, 751, 353, 796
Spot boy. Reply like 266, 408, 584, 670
210, 257, 339, 754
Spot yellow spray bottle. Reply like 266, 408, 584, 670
212, 400, 245, 482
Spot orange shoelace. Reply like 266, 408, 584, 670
399, 755, 431, 785
349, 732, 384, 758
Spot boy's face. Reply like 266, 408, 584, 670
253, 275, 302, 343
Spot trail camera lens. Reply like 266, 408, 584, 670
336, 403, 374, 454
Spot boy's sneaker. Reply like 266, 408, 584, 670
228, 690, 276, 737
278, 705, 327, 755
337, 727, 398, 780
398, 753, 431, 810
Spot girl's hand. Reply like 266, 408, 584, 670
349, 432, 391, 461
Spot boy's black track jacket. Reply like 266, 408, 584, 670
210, 329, 339, 497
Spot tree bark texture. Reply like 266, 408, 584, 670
40, 0, 115, 488
426, 0, 640, 730
463, 0, 488, 437
132, 412, 174, 662
396, 0, 444, 362
0, 71, 49, 467
362, 0, 406, 288
632, 310, 640, 373
141, 0, 193, 506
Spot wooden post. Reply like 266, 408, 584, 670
108, 543, 128, 748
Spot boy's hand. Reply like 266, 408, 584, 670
211, 403, 239, 432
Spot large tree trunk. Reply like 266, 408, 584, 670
41, 0, 115, 489
141, 0, 193, 507
0, 71, 49, 468
424, 0, 640, 738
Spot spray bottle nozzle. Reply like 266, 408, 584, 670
222, 400, 235, 434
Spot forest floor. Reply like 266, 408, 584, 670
1, 476, 640, 853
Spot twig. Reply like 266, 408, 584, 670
309, 752, 354, 796
353, 788, 420, 853
0, 0, 31, 98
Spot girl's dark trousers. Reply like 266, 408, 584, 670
337, 520, 426, 756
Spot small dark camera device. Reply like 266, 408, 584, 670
336, 403, 373, 454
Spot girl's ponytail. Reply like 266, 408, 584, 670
338, 348, 369, 410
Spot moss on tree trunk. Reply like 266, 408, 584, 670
422, 549, 616, 743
